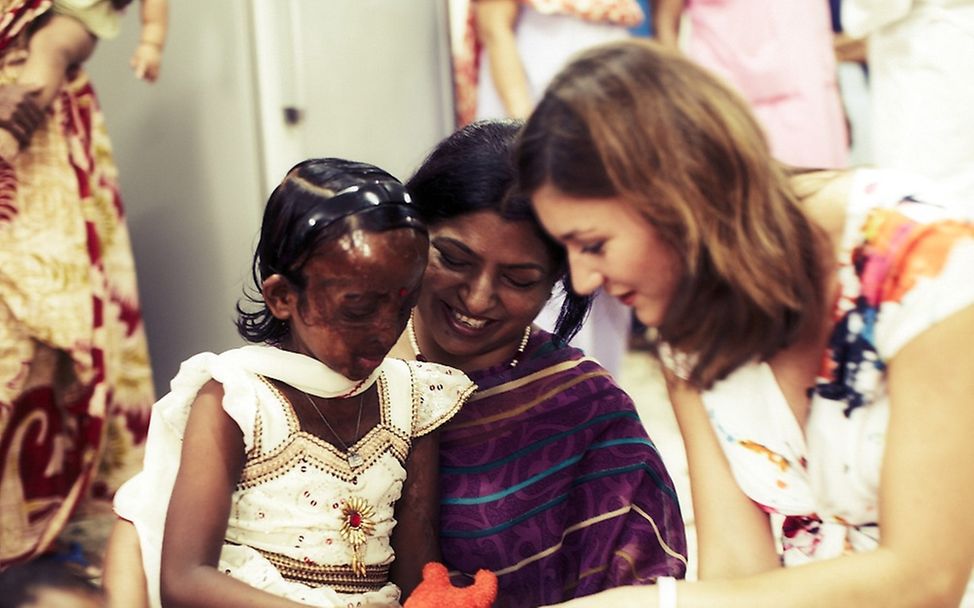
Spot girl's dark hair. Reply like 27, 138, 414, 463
406, 119, 590, 342
236, 158, 426, 344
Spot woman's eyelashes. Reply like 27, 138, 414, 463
504, 274, 541, 289
435, 243, 543, 289
579, 240, 605, 255
436, 248, 469, 269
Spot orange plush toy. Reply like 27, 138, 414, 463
404, 562, 497, 608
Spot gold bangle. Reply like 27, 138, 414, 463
138, 39, 164, 49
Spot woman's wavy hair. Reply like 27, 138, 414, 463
406, 119, 591, 342
515, 40, 829, 388
236, 158, 426, 344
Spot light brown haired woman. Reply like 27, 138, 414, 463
515, 39, 974, 607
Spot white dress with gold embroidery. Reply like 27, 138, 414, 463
114, 345, 474, 608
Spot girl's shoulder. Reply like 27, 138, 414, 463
381, 358, 476, 438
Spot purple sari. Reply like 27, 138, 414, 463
438, 330, 687, 607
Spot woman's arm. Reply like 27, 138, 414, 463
651, 0, 685, 51
547, 304, 974, 607
390, 430, 442, 600
665, 373, 780, 579
159, 380, 309, 608
22, 15, 96, 108
0, 15, 94, 157
473, 0, 532, 118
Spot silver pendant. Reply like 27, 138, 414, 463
347, 451, 364, 469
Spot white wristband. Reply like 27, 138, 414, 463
657, 576, 677, 608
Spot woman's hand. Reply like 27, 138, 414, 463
0, 84, 44, 157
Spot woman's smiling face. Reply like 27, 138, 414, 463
414, 210, 558, 372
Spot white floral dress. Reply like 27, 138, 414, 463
114, 345, 474, 608
664, 169, 974, 604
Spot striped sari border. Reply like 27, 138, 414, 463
484, 503, 687, 579
442, 439, 664, 504
441, 412, 652, 473
468, 357, 597, 401
441, 462, 680, 537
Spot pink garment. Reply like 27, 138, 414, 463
684, 1, 848, 168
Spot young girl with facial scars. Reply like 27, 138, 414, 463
105, 158, 475, 608
517, 39, 974, 608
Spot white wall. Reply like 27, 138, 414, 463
87, 1, 264, 395
86, 0, 453, 395
251, 0, 455, 188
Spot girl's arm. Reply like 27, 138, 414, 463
651, 0, 685, 51
389, 430, 442, 600
473, 0, 532, 118
547, 304, 974, 607
159, 380, 310, 608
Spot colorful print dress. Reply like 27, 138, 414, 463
667, 169, 974, 603
114, 346, 474, 608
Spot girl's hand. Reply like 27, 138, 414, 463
130, 42, 163, 82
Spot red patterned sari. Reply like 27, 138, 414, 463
0, 0, 153, 568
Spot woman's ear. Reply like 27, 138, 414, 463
262, 274, 294, 320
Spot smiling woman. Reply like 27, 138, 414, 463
411, 208, 558, 371
391, 120, 687, 607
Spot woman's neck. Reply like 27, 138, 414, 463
399, 312, 531, 374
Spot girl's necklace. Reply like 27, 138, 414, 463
407, 311, 532, 368
303, 392, 366, 469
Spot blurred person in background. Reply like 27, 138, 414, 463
452, 0, 647, 378
0, 0, 154, 570
843, 0, 974, 213
653, 0, 849, 169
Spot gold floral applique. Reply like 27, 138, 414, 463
340, 496, 376, 576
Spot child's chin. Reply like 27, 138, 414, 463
349, 357, 384, 379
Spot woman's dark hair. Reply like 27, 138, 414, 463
236, 158, 426, 344
515, 40, 830, 388
406, 119, 590, 342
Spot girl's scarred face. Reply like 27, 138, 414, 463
416, 210, 558, 372
531, 183, 682, 328
270, 227, 428, 380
